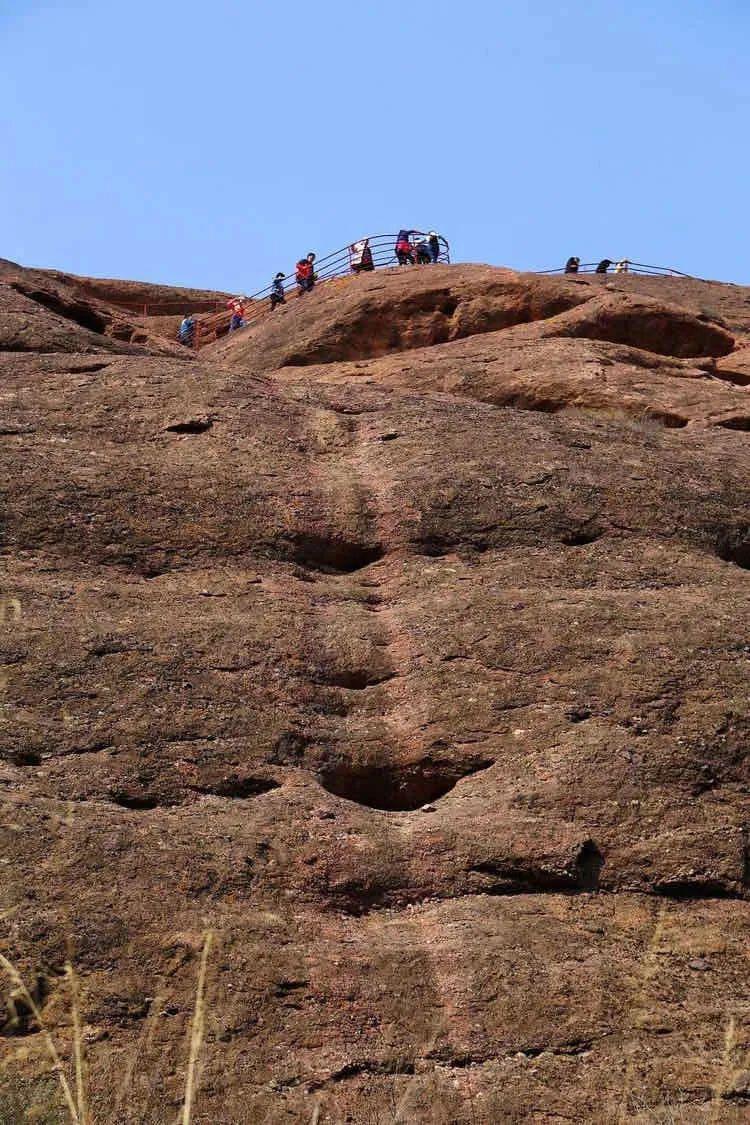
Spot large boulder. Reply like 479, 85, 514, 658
2, 259, 750, 1123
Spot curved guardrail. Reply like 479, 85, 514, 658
191, 232, 451, 345
537, 261, 695, 278
174, 246, 707, 348
260, 232, 450, 294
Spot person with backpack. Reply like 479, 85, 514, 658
270, 272, 286, 310
395, 229, 417, 265
178, 314, 195, 347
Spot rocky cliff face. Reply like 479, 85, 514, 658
1, 261, 750, 1123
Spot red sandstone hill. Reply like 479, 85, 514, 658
1, 259, 750, 1123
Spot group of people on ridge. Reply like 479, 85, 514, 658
395, 230, 442, 266
259, 231, 444, 318
178, 228, 444, 347
565, 256, 631, 275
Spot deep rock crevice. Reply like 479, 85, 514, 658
317, 756, 495, 812
10, 282, 109, 334
285, 534, 384, 574
716, 526, 750, 569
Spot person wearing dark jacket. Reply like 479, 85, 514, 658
596, 259, 613, 274
428, 231, 441, 263
270, 272, 286, 310
395, 229, 417, 265
415, 237, 432, 265
565, 256, 580, 274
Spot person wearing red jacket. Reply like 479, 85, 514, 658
395, 229, 417, 265
227, 297, 246, 331
295, 252, 316, 294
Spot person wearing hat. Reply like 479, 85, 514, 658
270, 272, 286, 310
428, 231, 441, 263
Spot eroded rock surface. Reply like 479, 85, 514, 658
2, 262, 750, 1123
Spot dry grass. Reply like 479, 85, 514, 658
626, 1091, 681, 1123
110, 989, 165, 1120
181, 929, 215, 1125
0, 950, 80, 1124
616, 901, 667, 1124
66, 961, 87, 1125
0, 927, 216, 1125
709, 1015, 737, 1123
559, 403, 675, 436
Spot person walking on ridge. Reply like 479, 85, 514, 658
270, 272, 286, 310
296, 253, 316, 294
428, 231, 441, 263
395, 229, 417, 266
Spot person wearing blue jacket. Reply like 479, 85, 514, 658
178, 314, 195, 347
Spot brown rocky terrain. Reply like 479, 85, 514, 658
0, 257, 230, 355
1, 258, 750, 1123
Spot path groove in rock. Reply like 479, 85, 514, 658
4, 262, 750, 1123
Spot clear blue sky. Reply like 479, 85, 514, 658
1, 0, 748, 291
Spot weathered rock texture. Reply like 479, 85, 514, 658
1, 260, 750, 1123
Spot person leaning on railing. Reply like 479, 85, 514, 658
415, 236, 433, 264
395, 230, 418, 265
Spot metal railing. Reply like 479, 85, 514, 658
537, 261, 695, 278
175, 247, 704, 350
189, 232, 450, 347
